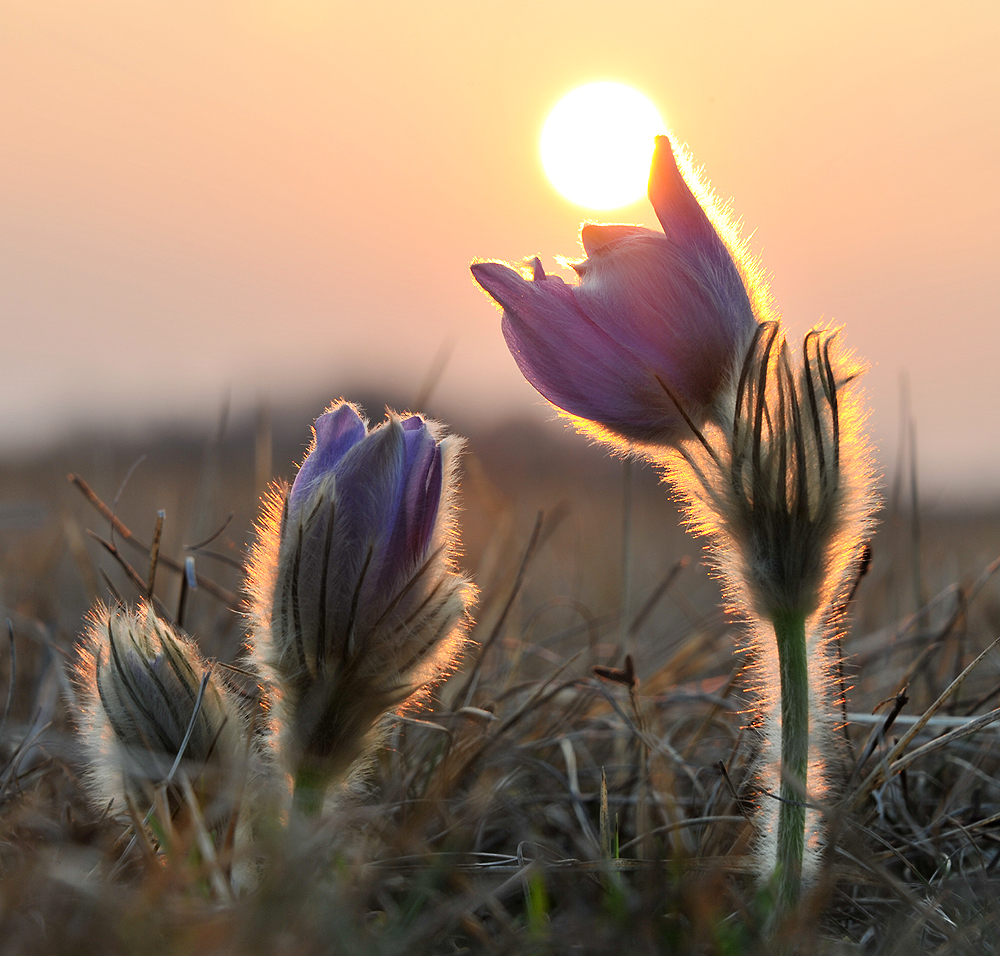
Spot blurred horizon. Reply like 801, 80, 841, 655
2, 0, 999, 503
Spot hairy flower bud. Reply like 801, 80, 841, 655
661, 321, 877, 889
74, 601, 247, 827
246, 402, 474, 798
668, 321, 875, 622
471, 135, 759, 447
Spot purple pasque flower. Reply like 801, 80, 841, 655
285, 403, 444, 610
471, 135, 759, 445
247, 401, 473, 794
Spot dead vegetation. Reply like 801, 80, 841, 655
1, 411, 999, 954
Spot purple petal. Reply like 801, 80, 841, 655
401, 425, 442, 562
290, 403, 367, 517
647, 136, 753, 322
574, 231, 754, 406
647, 135, 717, 251
400, 414, 423, 431
580, 223, 651, 256
377, 419, 441, 591
474, 261, 682, 439
327, 416, 406, 549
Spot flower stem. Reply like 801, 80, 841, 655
293, 766, 327, 817
772, 608, 809, 911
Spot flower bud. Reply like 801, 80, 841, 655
74, 601, 246, 828
669, 323, 877, 887
471, 135, 759, 448
671, 322, 876, 621
246, 402, 474, 796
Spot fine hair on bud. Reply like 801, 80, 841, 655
657, 321, 878, 881
74, 601, 250, 834
668, 322, 877, 619
245, 401, 475, 803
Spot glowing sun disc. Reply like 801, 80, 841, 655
541, 82, 665, 210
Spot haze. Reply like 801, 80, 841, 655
2, 1, 998, 501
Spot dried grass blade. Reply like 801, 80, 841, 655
880, 705, 1000, 780
559, 737, 598, 852
456, 511, 545, 707
850, 636, 1000, 808
599, 768, 612, 859
178, 773, 235, 904
69, 474, 240, 607
122, 792, 157, 865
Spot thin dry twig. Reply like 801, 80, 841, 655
69, 473, 240, 607
850, 636, 1000, 808
457, 511, 546, 707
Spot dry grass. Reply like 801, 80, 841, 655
1, 406, 999, 954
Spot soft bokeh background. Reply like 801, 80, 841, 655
2, 0, 998, 501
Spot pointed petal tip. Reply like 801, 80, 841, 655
648, 134, 683, 199
580, 223, 649, 256
317, 401, 366, 432
652, 133, 675, 158
470, 259, 502, 286
470, 260, 527, 311
647, 131, 720, 247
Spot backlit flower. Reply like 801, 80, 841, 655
471, 135, 759, 447
246, 402, 474, 802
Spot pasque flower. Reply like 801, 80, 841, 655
665, 322, 876, 906
473, 131, 877, 914
74, 601, 247, 829
246, 402, 474, 810
471, 135, 759, 446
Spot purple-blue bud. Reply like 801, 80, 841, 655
247, 401, 473, 792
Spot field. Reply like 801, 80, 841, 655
1, 396, 999, 955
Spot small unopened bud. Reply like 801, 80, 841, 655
74, 601, 246, 830
246, 402, 475, 805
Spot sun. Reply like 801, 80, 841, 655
540, 82, 665, 210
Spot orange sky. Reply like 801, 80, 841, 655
2, 1, 999, 500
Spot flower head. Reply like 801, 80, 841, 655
74, 601, 246, 825
246, 401, 474, 796
471, 135, 759, 447
668, 322, 876, 622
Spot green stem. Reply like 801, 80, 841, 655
293, 765, 327, 816
772, 608, 809, 911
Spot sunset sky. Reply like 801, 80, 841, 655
2, 1, 998, 500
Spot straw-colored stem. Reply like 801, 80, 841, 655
773, 608, 809, 910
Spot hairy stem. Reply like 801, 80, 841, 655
773, 608, 809, 910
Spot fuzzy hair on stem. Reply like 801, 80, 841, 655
654, 322, 878, 888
